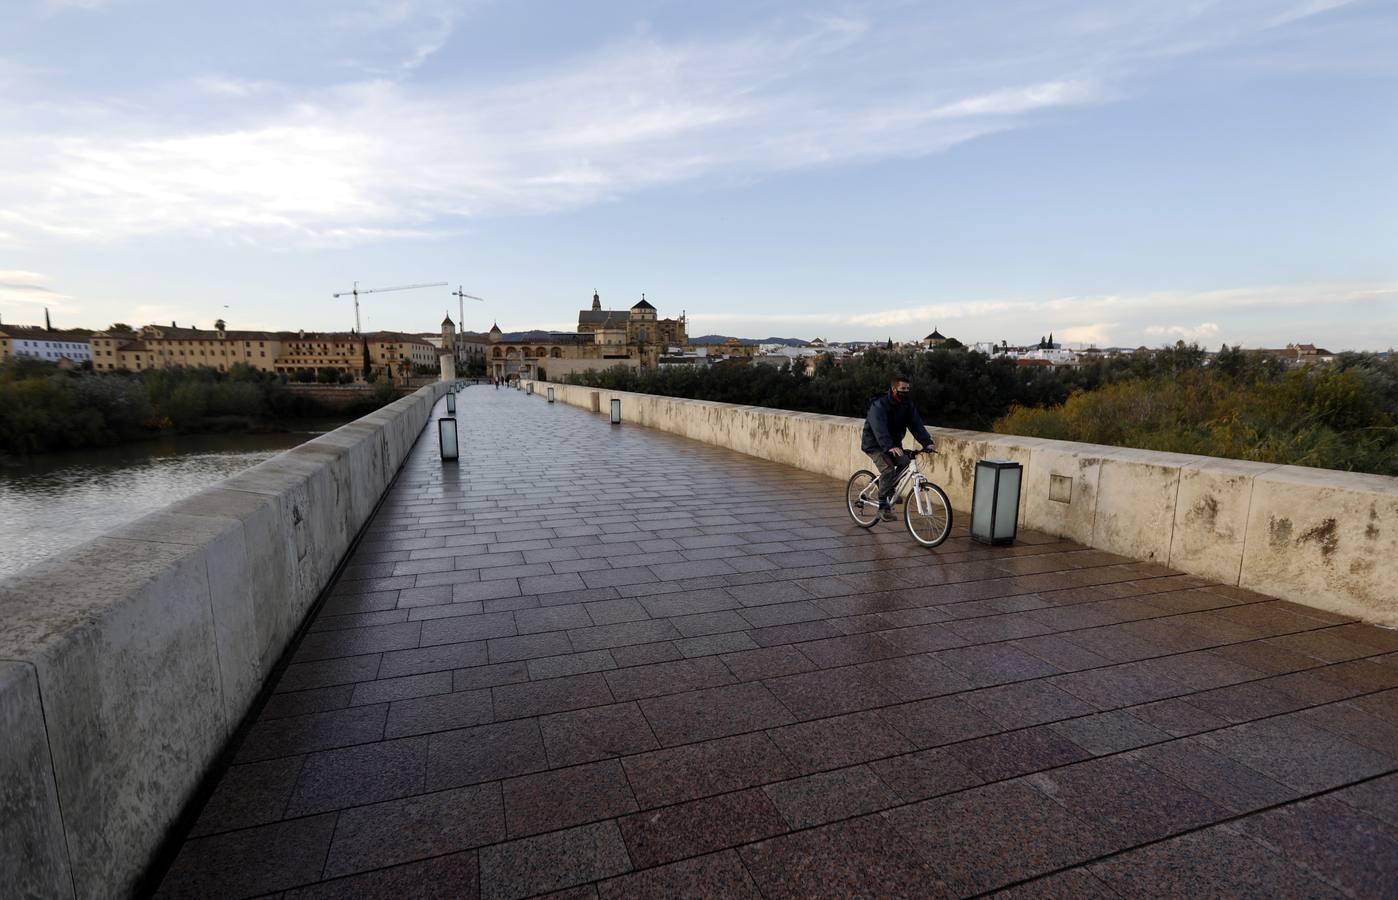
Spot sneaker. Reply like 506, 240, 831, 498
879, 506, 897, 522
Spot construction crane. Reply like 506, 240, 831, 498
332, 281, 448, 333
451, 285, 486, 331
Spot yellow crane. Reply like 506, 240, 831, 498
332, 281, 448, 333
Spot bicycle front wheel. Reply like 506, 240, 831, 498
846, 470, 880, 528
905, 482, 953, 547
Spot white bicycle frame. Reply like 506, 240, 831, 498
862, 455, 939, 516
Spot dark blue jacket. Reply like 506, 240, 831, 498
861, 391, 933, 454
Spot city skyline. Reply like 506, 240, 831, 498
2, 1, 1395, 349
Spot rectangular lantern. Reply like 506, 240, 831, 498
438, 417, 459, 462
547, 387, 555, 403
971, 459, 1022, 545
527, 383, 534, 394
610, 398, 621, 425
445, 393, 456, 414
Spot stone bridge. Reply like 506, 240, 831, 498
5, 384, 1397, 898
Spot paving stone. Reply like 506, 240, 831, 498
261, 684, 356, 720
1333, 772, 1398, 830
479, 821, 632, 900
740, 814, 947, 899
236, 705, 388, 763
1025, 755, 1230, 847
323, 783, 505, 878
868, 748, 985, 803
583, 598, 650, 625
623, 732, 795, 808
1126, 738, 1296, 815
492, 671, 614, 719
768, 709, 915, 774
385, 689, 494, 738
640, 681, 795, 746
962, 680, 1099, 729
1048, 709, 1171, 755
616, 788, 787, 869
1088, 823, 1345, 899
947, 726, 1092, 781
764, 665, 899, 720
454, 660, 531, 691
597, 851, 761, 899
1197, 715, 1395, 793
156, 814, 337, 899
486, 631, 575, 664
764, 764, 900, 829
283, 851, 479, 900
877, 695, 1000, 749
277, 654, 382, 692
604, 656, 735, 701
885, 780, 1112, 896
189, 756, 305, 837
502, 759, 638, 837
350, 670, 454, 707
285, 735, 427, 816
539, 701, 659, 768
379, 642, 489, 679
427, 719, 549, 790
669, 610, 750, 637
989, 867, 1118, 899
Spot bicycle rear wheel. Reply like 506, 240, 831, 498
905, 482, 953, 547
846, 470, 880, 528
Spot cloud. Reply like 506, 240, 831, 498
1145, 322, 1221, 341
40, 0, 110, 12
1267, 0, 1355, 29
1, 2, 1380, 247
1058, 323, 1118, 346
0, 271, 74, 320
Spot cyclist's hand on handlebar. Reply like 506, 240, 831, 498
888, 447, 904, 458
923, 442, 936, 453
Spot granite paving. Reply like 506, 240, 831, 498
156, 385, 1398, 898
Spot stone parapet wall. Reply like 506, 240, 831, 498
530, 381, 1397, 628
0, 382, 450, 899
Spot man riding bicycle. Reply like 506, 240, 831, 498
862, 373, 936, 521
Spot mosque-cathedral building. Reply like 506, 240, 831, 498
451, 291, 688, 382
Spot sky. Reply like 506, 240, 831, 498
0, 0, 1395, 349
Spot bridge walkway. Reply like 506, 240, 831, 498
156, 386, 1398, 898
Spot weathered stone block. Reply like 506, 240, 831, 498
1022, 442, 1107, 545
0, 537, 225, 899
1168, 458, 1275, 586
1240, 466, 1398, 626
0, 661, 73, 899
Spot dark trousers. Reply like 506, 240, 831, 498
867, 451, 908, 506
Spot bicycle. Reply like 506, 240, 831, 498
846, 448, 954, 547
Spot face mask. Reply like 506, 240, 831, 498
893, 387, 910, 401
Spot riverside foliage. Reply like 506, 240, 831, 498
561, 344, 1397, 476
0, 360, 399, 455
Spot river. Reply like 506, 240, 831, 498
0, 427, 341, 580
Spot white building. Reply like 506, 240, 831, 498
0, 327, 94, 366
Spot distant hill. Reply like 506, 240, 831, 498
690, 334, 808, 347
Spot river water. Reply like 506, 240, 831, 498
0, 427, 340, 579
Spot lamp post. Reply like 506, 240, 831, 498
971, 459, 1022, 545
438, 417, 459, 461
610, 398, 621, 425
547, 387, 555, 403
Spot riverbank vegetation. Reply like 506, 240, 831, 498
0, 360, 399, 455
561, 344, 1397, 476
